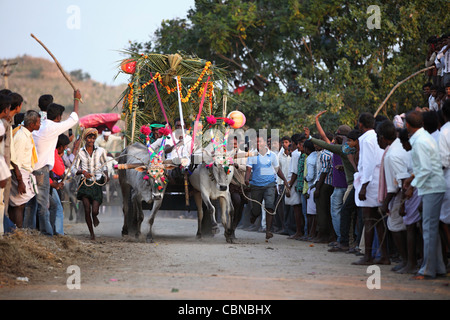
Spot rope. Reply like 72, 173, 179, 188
239, 182, 287, 216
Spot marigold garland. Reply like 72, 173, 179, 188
125, 60, 213, 112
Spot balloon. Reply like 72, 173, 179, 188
227, 111, 246, 129
121, 59, 136, 74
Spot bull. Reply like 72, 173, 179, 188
118, 142, 177, 242
189, 150, 236, 243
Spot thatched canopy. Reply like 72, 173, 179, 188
116, 52, 230, 144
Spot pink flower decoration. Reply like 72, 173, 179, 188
205, 163, 213, 168
206, 115, 217, 125
224, 118, 235, 126
143, 175, 149, 180
140, 125, 151, 136
158, 127, 171, 137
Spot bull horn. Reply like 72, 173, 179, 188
116, 163, 145, 170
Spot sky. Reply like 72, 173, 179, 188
1, 0, 195, 85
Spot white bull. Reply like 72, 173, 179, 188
189, 150, 236, 243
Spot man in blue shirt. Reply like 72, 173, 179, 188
404, 111, 447, 279
245, 134, 290, 240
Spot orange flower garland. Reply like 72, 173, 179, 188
124, 60, 213, 113
127, 82, 134, 111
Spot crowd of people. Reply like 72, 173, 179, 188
0, 89, 111, 241
1, 33, 448, 282
229, 33, 450, 280
233, 96, 449, 281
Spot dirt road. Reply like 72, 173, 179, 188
1, 206, 449, 301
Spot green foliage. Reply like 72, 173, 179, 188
127, 0, 450, 135
69, 69, 91, 81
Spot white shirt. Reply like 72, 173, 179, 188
151, 134, 193, 160
354, 129, 384, 207
0, 121, 11, 181
288, 149, 300, 180
33, 112, 79, 170
439, 121, 450, 169
277, 148, 291, 185
95, 134, 123, 154
435, 45, 450, 74
429, 95, 439, 111
410, 127, 447, 195
383, 138, 409, 193
12, 126, 36, 173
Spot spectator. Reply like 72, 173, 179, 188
435, 34, 450, 87
37, 94, 53, 123
49, 134, 71, 235
8, 110, 41, 228
284, 133, 303, 237
31, 90, 80, 235
352, 112, 389, 266
398, 128, 423, 274
313, 132, 335, 244
0, 94, 12, 235
275, 136, 291, 235
404, 110, 447, 279
303, 139, 317, 240
438, 100, 450, 270
428, 85, 439, 111
62, 147, 75, 168
287, 134, 307, 240
376, 120, 409, 272
422, 111, 440, 143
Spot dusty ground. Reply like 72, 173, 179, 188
0, 205, 449, 301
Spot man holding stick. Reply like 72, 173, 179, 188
27, 90, 81, 235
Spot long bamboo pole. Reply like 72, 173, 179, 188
30, 33, 82, 102
374, 66, 435, 117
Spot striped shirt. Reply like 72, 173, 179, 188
72, 146, 108, 181
318, 149, 333, 185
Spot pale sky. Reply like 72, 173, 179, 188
1, 0, 195, 85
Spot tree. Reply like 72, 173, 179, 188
127, 0, 450, 134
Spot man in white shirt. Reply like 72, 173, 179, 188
276, 136, 291, 235
376, 120, 408, 271
29, 91, 80, 235
352, 113, 388, 266
8, 110, 41, 228
435, 35, 450, 87
286, 134, 305, 239
95, 128, 123, 157
404, 111, 447, 279
438, 100, 450, 244
428, 86, 439, 111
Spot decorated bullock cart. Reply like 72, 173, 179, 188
116, 52, 248, 242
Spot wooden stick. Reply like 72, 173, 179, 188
374, 66, 435, 117
131, 109, 137, 142
30, 33, 81, 100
